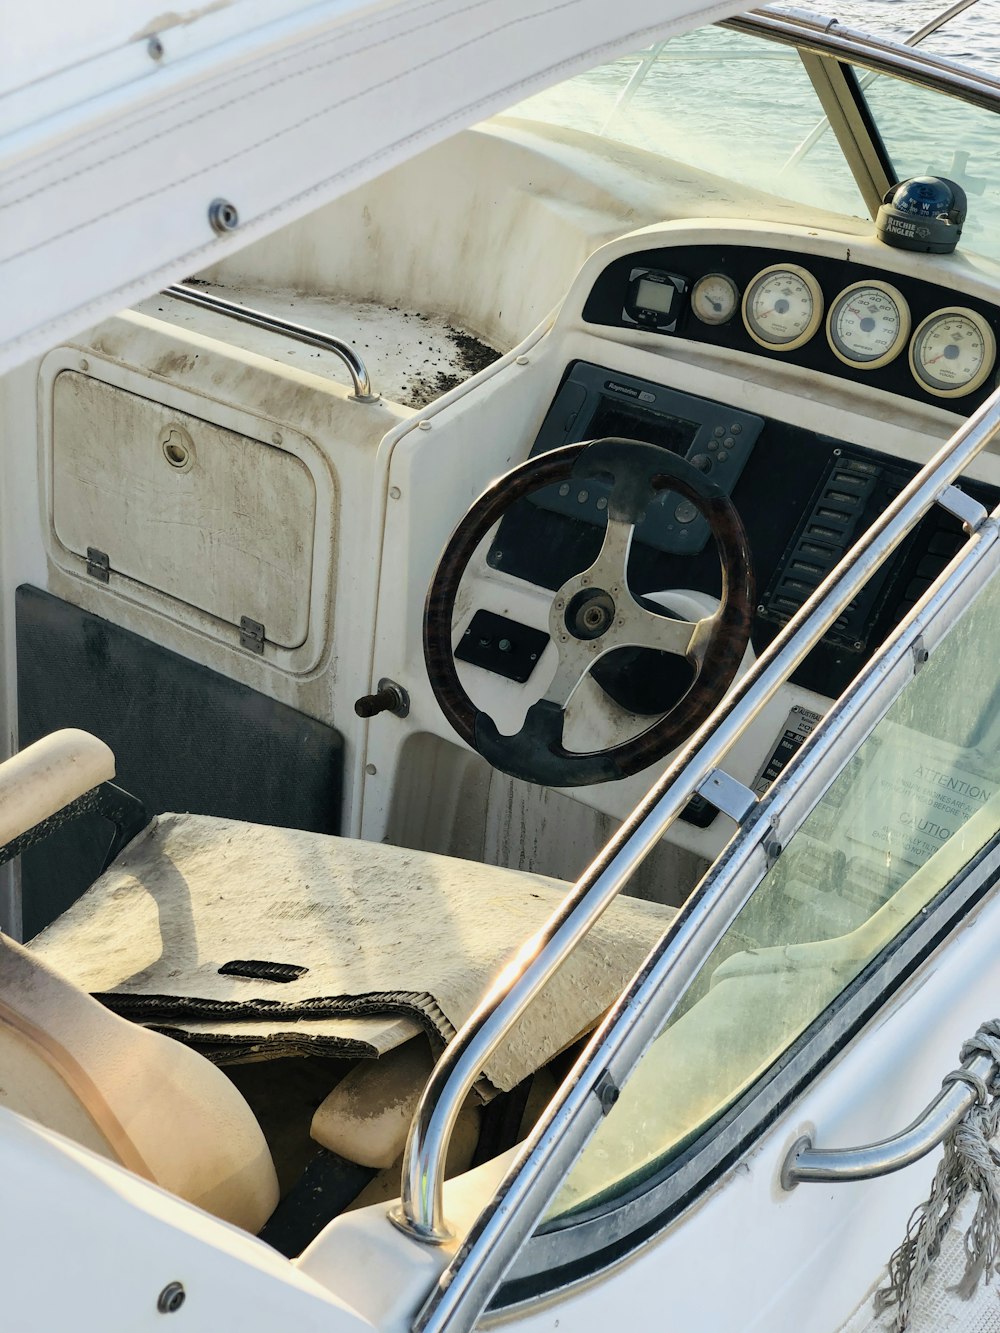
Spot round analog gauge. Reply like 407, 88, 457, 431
691, 272, 740, 326
909, 307, 997, 398
742, 264, 824, 351
827, 280, 911, 370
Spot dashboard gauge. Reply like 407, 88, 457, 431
742, 263, 824, 351
909, 307, 996, 398
826, 280, 910, 369
691, 272, 739, 326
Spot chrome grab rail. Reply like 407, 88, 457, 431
393, 387, 1000, 1246
162, 283, 379, 403
781, 1051, 995, 1189
730, 9, 1000, 109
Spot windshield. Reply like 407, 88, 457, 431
506, 26, 867, 220
855, 69, 1000, 264
505, 16, 1000, 265
548, 563, 1000, 1218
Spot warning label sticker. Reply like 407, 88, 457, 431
821, 722, 998, 872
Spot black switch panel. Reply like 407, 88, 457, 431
456, 611, 549, 683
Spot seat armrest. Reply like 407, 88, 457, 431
0, 731, 115, 847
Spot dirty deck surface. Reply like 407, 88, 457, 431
140, 285, 502, 410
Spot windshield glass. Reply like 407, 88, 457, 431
547, 566, 1000, 1219
855, 70, 1000, 264
506, 26, 867, 220
505, 16, 1000, 267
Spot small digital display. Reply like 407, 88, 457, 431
587, 399, 699, 456
635, 278, 674, 314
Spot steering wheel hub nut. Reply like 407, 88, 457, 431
566, 588, 616, 640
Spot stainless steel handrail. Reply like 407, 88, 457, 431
162, 283, 379, 403
393, 386, 1000, 1245
413, 398, 1000, 1333
781, 1051, 995, 1188
729, 9, 1000, 109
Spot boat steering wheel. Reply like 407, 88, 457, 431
424, 439, 754, 787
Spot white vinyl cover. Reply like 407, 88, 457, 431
0, 0, 745, 372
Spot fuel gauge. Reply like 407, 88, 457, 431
691, 273, 739, 326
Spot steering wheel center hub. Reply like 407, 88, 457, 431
566, 587, 616, 640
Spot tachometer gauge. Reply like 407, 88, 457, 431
691, 273, 739, 326
827, 280, 910, 369
909, 307, 996, 398
742, 264, 824, 351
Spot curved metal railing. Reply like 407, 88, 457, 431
162, 283, 379, 402
781, 1050, 995, 1188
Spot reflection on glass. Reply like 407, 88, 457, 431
505, 28, 866, 219
549, 569, 1000, 1220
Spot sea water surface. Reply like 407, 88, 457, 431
832, 0, 1000, 72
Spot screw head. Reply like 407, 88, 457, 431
208, 198, 239, 235
157, 1282, 185, 1314
389, 486, 402, 500
147, 35, 164, 60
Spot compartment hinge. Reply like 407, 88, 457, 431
86, 547, 110, 583
239, 616, 265, 654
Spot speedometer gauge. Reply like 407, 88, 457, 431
827, 281, 910, 369
742, 264, 823, 351
909, 308, 996, 398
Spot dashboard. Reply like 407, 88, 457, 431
449, 228, 1000, 827
583, 243, 1000, 412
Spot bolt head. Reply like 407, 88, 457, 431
157, 1282, 185, 1314
208, 198, 239, 234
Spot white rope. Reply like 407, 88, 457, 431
875, 1019, 1000, 1331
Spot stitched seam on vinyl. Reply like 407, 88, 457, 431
1, 0, 582, 258
0, 0, 505, 201
1, 3, 739, 358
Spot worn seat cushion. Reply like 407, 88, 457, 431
0, 932, 278, 1231
33, 812, 678, 1095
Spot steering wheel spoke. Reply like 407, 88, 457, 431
624, 603, 705, 658
543, 639, 596, 709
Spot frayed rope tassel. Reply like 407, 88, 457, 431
875, 1019, 1000, 1331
